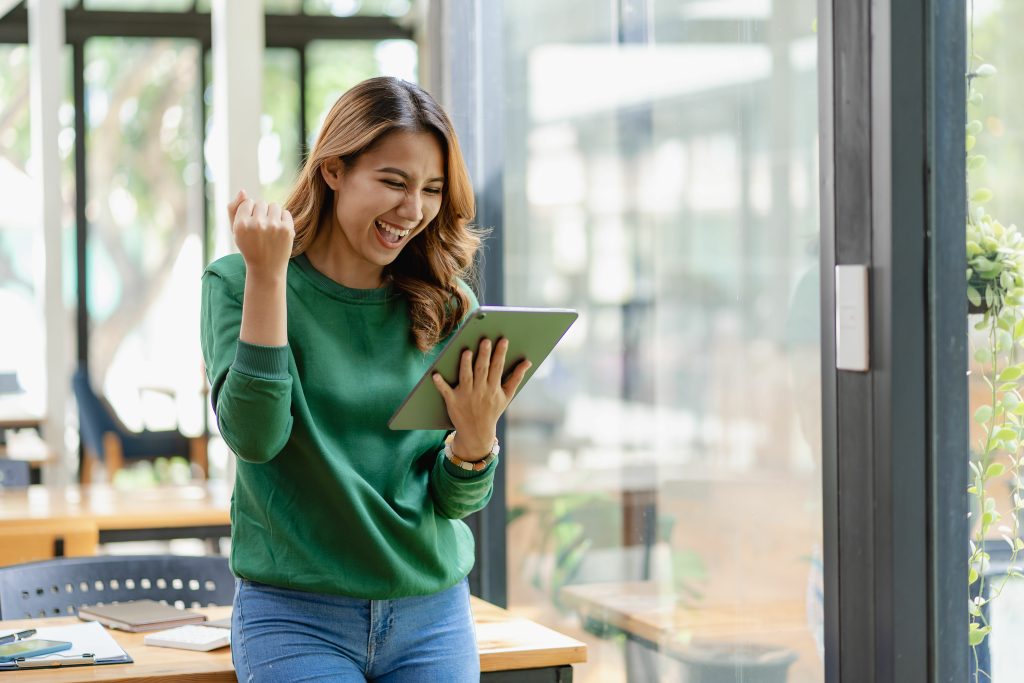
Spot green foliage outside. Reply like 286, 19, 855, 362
966, 3, 1024, 680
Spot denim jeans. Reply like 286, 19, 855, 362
231, 577, 480, 683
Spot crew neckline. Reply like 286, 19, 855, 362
292, 253, 394, 303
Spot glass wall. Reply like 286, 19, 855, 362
500, 1, 823, 681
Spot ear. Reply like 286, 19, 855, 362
320, 157, 344, 190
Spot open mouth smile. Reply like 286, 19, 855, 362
375, 219, 413, 247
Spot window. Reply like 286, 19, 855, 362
501, 1, 823, 681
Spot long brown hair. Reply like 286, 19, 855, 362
284, 77, 481, 352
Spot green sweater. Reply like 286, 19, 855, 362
200, 252, 496, 599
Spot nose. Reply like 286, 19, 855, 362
395, 190, 423, 225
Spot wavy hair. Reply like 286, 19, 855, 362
284, 77, 481, 352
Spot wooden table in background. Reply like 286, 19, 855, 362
560, 581, 809, 650
0, 599, 586, 682
0, 482, 232, 545
0, 430, 59, 484
561, 581, 809, 681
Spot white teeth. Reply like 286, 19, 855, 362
376, 220, 410, 238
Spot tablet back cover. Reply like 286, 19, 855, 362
388, 307, 577, 430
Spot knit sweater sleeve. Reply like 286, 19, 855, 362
200, 258, 294, 463
429, 453, 498, 519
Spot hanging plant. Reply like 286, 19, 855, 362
965, 45, 1024, 682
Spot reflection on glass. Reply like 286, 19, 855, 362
502, 1, 822, 681
84, 37, 205, 445
304, 39, 416, 147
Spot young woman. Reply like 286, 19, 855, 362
200, 76, 530, 682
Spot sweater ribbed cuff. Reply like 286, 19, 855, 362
233, 340, 289, 380
442, 452, 498, 479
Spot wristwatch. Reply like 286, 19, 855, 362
444, 431, 500, 472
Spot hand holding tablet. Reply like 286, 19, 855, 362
388, 306, 578, 431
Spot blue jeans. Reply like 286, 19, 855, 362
231, 577, 480, 682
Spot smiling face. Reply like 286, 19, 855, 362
318, 129, 445, 287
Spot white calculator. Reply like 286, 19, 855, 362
144, 624, 231, 652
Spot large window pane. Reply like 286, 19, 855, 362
0, 44, 76, 429
502, 2, 823, 682
84, 37, 205, 446
304, 39, 416, 147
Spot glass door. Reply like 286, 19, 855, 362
498, 1, 824, 680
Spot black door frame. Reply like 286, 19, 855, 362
821, 1, 967, 681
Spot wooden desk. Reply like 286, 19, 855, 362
0, 599, 586, 681
0, 482, 231, 545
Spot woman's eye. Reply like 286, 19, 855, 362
383, 180, 405, 189
424, 187, 442, 196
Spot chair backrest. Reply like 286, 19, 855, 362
72, 367, 118, 457
0, 554, 235, 620
0, 519, 99, 569
0, 460, 30, 488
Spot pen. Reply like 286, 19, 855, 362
0, 629, 35, 646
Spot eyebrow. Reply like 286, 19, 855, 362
376, 167, 445, 184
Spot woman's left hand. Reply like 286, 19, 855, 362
431, 338, 532, 461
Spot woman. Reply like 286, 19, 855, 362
200, 77, 530, 682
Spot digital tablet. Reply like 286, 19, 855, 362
388, 306, 578, 430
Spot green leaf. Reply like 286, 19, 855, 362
967, 120, 984, 135
986, 463, 1007, 478
967, 135, 977, 152
968, 485, 979, 495
1016, 538, 1024, 551
970, 622, 991, 647
969, 566, 980, 585
1003, 271, 1016, 291
973, 188, 995, 204
975, 405, 993, 423
976, 63, 997, 77
975, 348, 992, 364
999, 367, 1023, 382
968, 154, 988, 171
969, 91, 984, 105
969, 287, 983, 307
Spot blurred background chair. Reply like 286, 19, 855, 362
0, 519, 99, 568
72, 367, 207, 483
0, 554, 234, 619
0, 459, 30, 489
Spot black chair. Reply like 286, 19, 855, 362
72, 367, 208, 483
0, 555, 235, 620
0, 459, 30, 488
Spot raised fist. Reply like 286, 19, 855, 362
228, 189, 295, 277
